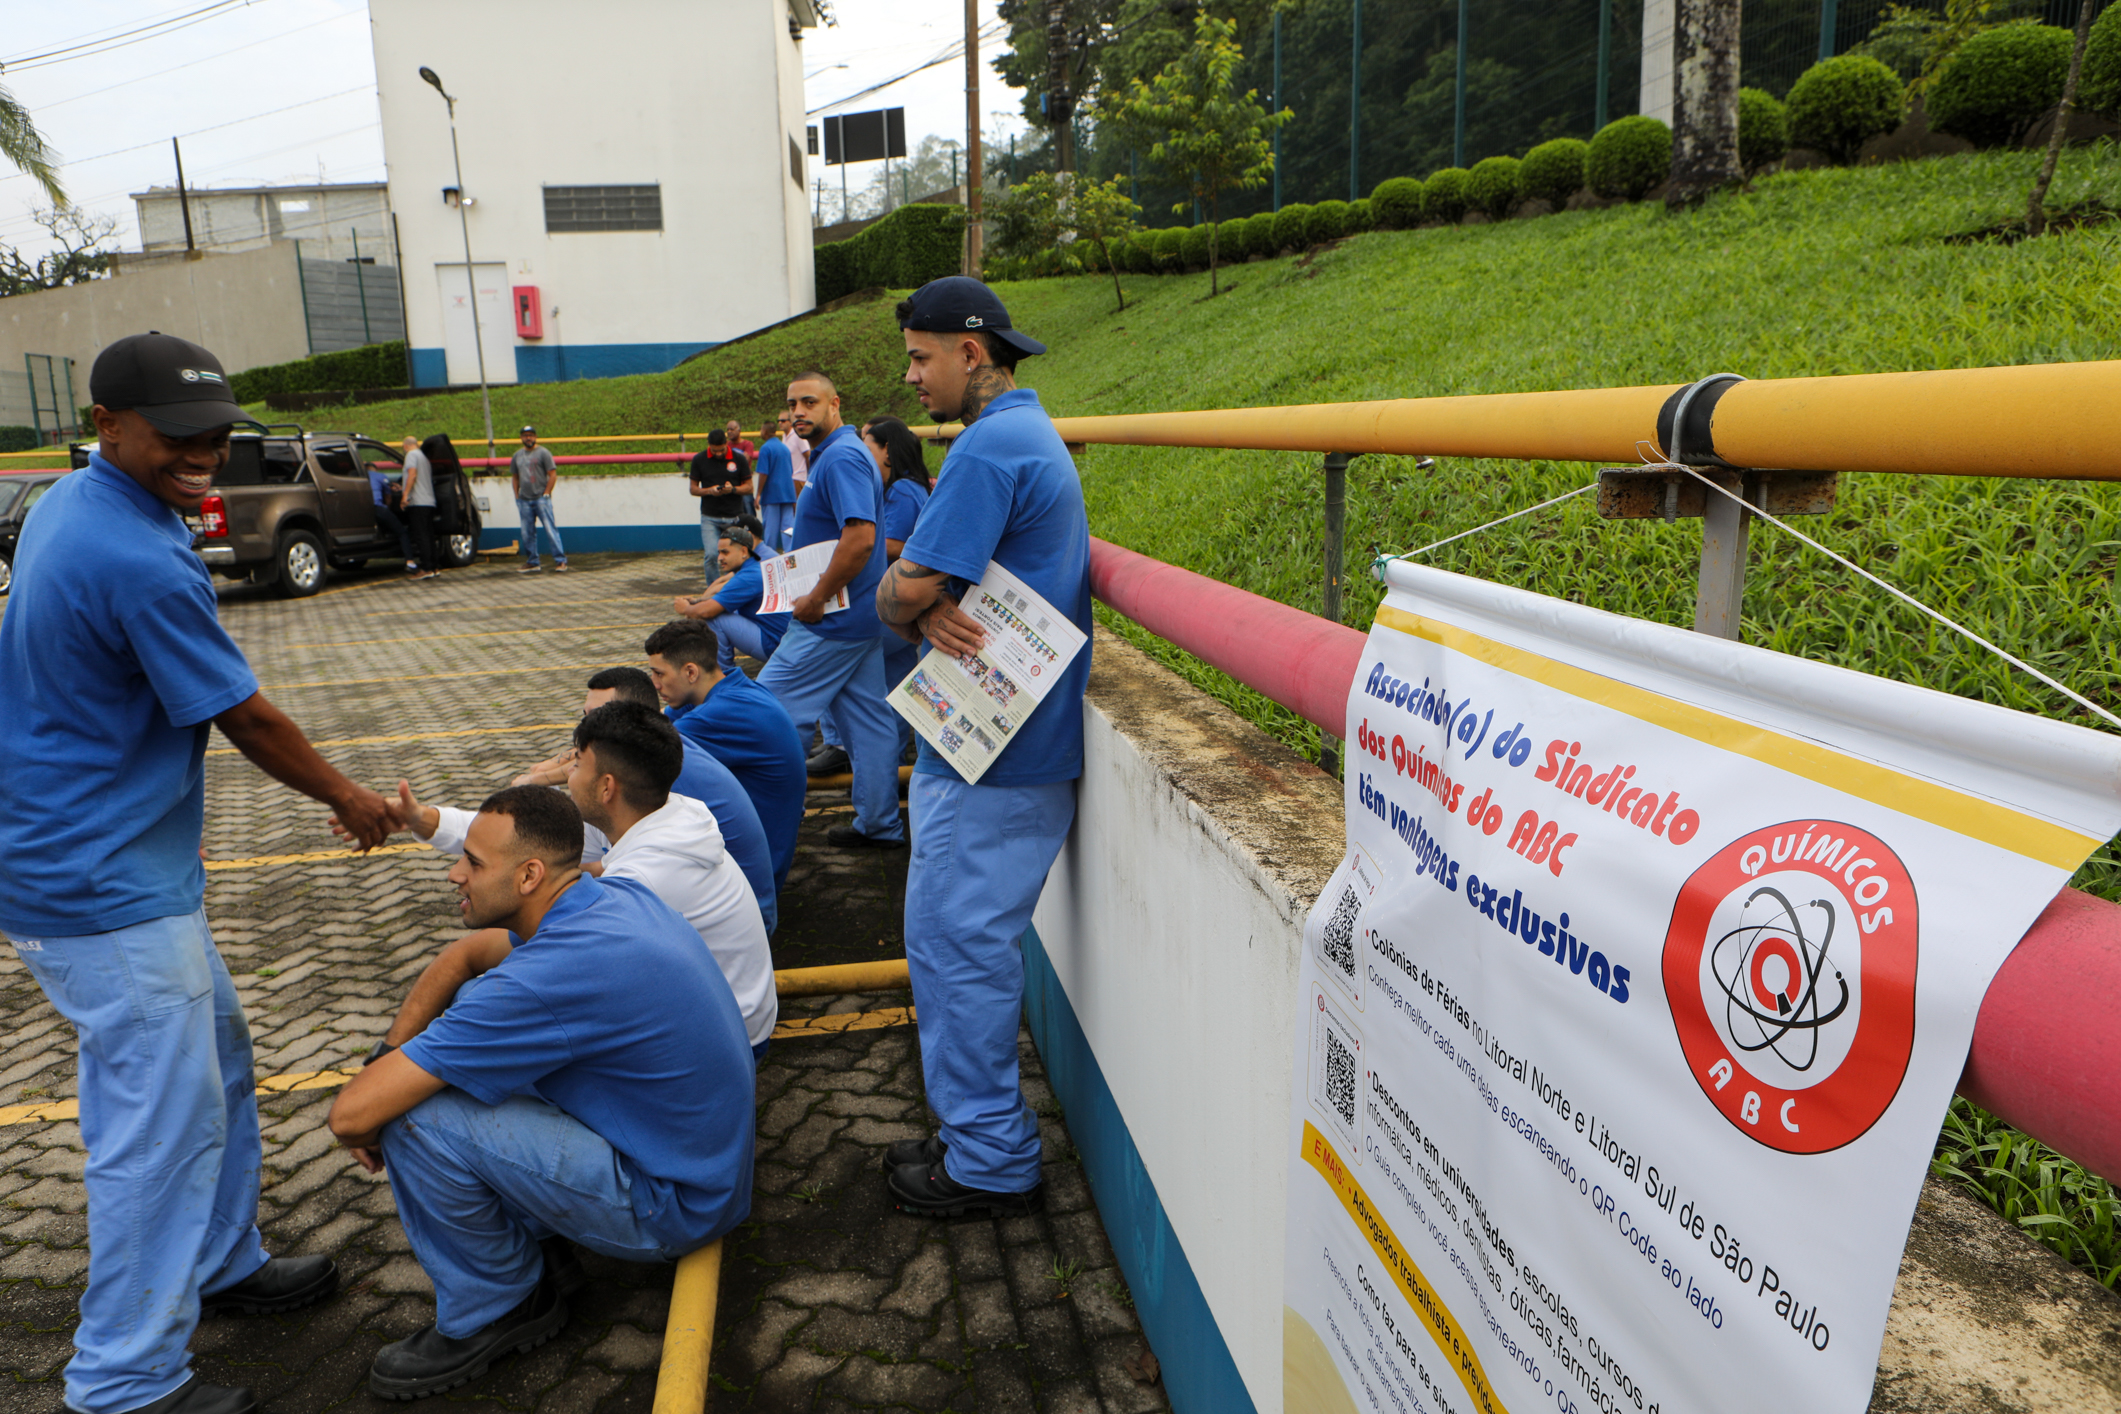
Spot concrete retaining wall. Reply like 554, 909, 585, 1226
1032, 625, 2121, 1414
471, 468, 704, 556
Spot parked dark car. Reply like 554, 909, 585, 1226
0, 471, 66, 595
68, 424, 483, 597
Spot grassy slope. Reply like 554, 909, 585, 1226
341, 146, 2121, 1279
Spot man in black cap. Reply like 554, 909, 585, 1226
872, 278, 1092, 1218
0, 332, 396, 1414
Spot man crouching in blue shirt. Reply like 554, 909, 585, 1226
327, 786, 754, 1400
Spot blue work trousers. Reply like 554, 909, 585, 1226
516, 496, 567, 566
759, 623, 906, 841
904, 774, 1077, 1193
821, 637, 919, 755
13, 912, 270, 1414
760, 502, 796, 553
700, 516, 739, 581
714, 612, 773, 674
382, 1088, 689, 1337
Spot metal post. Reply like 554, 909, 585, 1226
171, 137, 196, 254
1595, 0, 1612, 131
1350, 0, 1363, 201
390, 212, 414, 386
351, 227, 372, 345
1272, 11, 1283, 211
1321, 451, 1351, 776
1454, 0, 1470, 168
294, 239, 315, 355
1817, 0, 1840, 63
23, 355, 40, 445
61, 357, 76, 440
1692, 470, 1758, 640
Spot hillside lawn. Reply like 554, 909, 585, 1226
300, 143, 2121, 1284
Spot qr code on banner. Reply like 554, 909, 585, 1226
1325, 1026, 1357, 1130
1321, 883, 1361, 980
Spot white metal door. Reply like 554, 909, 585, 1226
435, 263, 515, 386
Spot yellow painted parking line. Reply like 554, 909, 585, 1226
208, 722, 572, 757
205, 843, 428, 871
0, 1066, 361, 1127
771, 1006, 915, 1040
264, 662, 615, 690
286, 622, 663, 650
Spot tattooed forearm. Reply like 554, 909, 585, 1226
959, 366, 1016, 425
877, 558, 946, 624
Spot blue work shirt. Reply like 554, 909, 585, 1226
400, 873, 754, 1250
901, 388, 1091, 788
884, 477, 930, 545
670, 669, 805, 891
368, 468, 392, 508
675, 740, 779, 934
0, 455, 260, 936
756, 437, 796, 506
712, 557, 790, 658
789, 423, 886, 641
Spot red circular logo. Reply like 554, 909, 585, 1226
1663, 820, 1917, 1154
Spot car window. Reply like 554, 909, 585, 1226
262, 440, 304, 484
20, 479, 56, 514
356, 442, 402, 477
311, 444, 360, 480
0, 480, 25, 517
219, 440, 265, 487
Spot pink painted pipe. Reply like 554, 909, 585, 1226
1087, 536, 2121, 1184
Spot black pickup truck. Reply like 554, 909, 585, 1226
70, 425, 483, 596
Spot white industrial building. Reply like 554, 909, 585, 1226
368, 0, 819, 387
131, 181, 394, 264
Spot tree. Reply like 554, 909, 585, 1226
987, 170, 1141, 310
1110, 13, 1288, 296
1, 84, 64, 208
0, 209, 117, 298
1064, 173, 1141, 310
2027, 0, 2096, 236
1666, 0, 1742, 207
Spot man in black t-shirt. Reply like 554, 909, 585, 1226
687, 430, 751, 580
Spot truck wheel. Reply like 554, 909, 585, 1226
0, 551, 11, 595
444, 507, 482, 568
272, 530, 327, 598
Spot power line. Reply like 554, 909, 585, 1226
0, 85, 376, 188
809, 20, 1007, 115
0, 0, 227, 65
35, 10, 363, 112
3, 0, 279, 74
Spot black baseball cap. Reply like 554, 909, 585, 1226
899, 276, 1046, 357
89, 332, 247, 436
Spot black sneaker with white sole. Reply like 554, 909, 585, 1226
368, 1277, 568, 1401
887, 1159, 1042, 1219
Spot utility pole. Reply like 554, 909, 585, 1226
1453, 0, 1469, 168
1272, 10, 1283, 211
1046, 0, 1076, 173
1595, 0, 1612, 131
171, 137, 197, 257
1817, 0, 1839, 63
965, 0, 984, 275
1350, 0, 1363, 200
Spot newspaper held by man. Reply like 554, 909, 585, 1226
889, 560, 1088, 784
758, 541, 850, 615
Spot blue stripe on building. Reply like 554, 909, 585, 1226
1021, 925, 1259, 1414
408, 342, 720, 389
480, 523, 703, 555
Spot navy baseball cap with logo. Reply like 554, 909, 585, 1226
899, 276, 1046, 357
89, 332, 247, 436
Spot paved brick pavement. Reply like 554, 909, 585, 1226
0, 554, 1165, 1413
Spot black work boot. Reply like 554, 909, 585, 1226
888, 1159, 1043, 1219
121, 1379, 256, 1414
368, 1278, 568, 1400
882, 1134, 946, 1171
200, 1254, 339, 1316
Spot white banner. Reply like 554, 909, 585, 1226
1284, 561, 2121, 1414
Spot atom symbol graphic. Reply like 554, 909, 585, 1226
1709, 886, 1851, 1072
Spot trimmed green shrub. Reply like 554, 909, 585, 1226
1220, 217, 1253, 260
1929, 21, 2072, 149
1346, 198, 1375, 232
1271, 203, 1313, 252
1130, 235, 1160, 272
1243, 210, 1278, 256
1520, 138, 1588, 207
1180, 222, 1214, 269
1369, 176, 1425, 229
0, 426, 40, 454
1467, 155, 1523, 218
1785, 54, 1904, 162
1738, 87, 1791, 171
2082, 3, 2121, 115
1305, 199, 1352, 244
812, 202, 964, 302
1152, 226, 1186, 269
228, 341, 410, 404
1585, 117, 1672, 200
1422, 167, 1471, 222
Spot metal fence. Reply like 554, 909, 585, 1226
297, 257, 404, 356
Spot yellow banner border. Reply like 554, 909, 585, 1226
1301, 1122, 1511, 1414
1375, 604, 2097, 870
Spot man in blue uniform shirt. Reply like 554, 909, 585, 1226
328, 786, 754, 1401
874, 279, 1092, 1218
672, 525, 791, 674
0, 332, 396, 1414
756, 417, 798, 551
759, 371, 908, 849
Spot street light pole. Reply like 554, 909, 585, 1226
420, 66, 495, 463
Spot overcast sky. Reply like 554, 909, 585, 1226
0, 0, 1029, 256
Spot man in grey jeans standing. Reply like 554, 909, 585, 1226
511, 425, 568, 573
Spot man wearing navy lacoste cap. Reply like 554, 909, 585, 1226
873, 278, 1091, 1219
0, 333, 396, 1414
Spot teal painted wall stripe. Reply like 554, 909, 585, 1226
1021, 925, 1261, 1414
478, 523, 702, 553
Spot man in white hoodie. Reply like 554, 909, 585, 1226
374, 703, 777, 1055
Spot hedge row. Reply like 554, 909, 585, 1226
228, 341, 408, 404
0, 426, 39, 453
815, 203, 964, 303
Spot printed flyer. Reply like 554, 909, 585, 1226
759, 541, 850, 615
1284, 559, 2121, 1414
888, 559, 1087, 784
